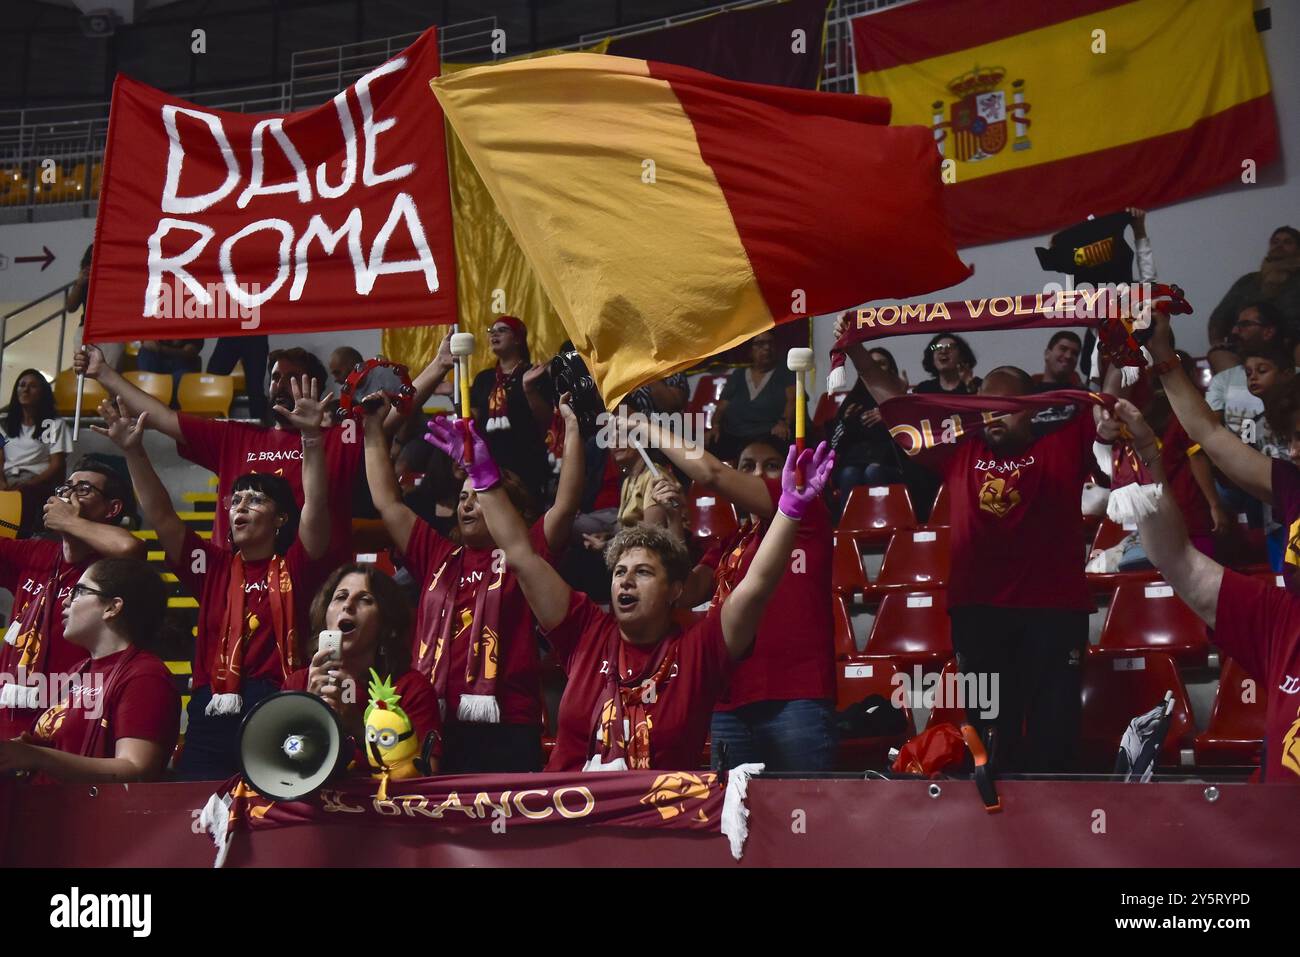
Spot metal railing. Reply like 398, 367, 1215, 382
0, 282, 77, 398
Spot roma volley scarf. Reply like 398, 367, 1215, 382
207, 553, 298, 716
0, 553, 86, 710
415, 545, 505, 724
878, 389, 1161, 526
584, 631, 680, 772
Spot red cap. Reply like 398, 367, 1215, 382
490, 315, 527, 341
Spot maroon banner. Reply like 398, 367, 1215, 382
86, 27, 456, 342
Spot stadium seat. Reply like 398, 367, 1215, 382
927, 484, 950, 526
839, 483, 916, 544
864, 589, 952, 670
124, 370, 173, 406
874, 526, 950, 591
811, 391, 846, 436
687, 373, 731, 413
834, 656, 912, 770
831, 532, 869, 601
1078, 652, 1196, 771
832, 593, 859, 659
177, 373, 234, 418
921, 659, 966, 730
1095, 580, 1210, 665
686, 493, 739, 545
354, 549, 398, 577
231, 360, 247, 395
1087, 518, 1160, 593
53, 369, 108, 416
1193, 658, 1268, 768
672, 607, 704, 631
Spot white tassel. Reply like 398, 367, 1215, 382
1120, 364, 1141, 388
0, 683, 39, 709
198, 792, 233, 869
205, 693, 243, 717
1092, 442, 1114, 479
826, 362, 852, 394
456, 694, 501, 724
721, 762, 764, 861
582, 755, 629, 772
1107, 482, 1164, 526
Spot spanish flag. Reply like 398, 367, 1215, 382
432, 53, 970, 408
854, 0, 1279, 247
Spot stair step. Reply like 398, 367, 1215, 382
134, 530, 211, 540
167, 597, 198, 608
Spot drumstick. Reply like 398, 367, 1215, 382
787, 348, 814, 489
450, 332, 476, 464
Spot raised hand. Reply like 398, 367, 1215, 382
42, 493, 82, 533
90, 397, 147, 452
73, 344, 106, 380
777, 441, 834, 521
425, 416, 500, 491
1110, 398, 1157, 448
272, 375, 334, 435
558, 392, 578, 429
650, 475, 682, 511
358, 390, 392, 434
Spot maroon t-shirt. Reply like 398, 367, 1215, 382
1161, 419, 1212, 538
177, 414, 363, 565
400, 518, 554, 727
283, 667, 442, 770
921, 409, 1096, 611
0, 539, 93, 739
31, 648, 179, 760
698, 476, 834, 709
1213, 569, 1300, 782
174, 529, 328, 689
544, 591, 734, 771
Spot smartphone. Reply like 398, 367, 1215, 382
318, 629, 343, 659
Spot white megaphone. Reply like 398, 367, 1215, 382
238, 692, 348, 801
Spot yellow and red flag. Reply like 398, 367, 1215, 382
431, 53, 970, 408
853, 0, 1278, 247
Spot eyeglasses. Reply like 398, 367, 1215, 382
1233, 319, 1263, 329
69, 583, 109, 602
929, 343, 956, 353
225, 491, 274, 511
54, 482, 105, 499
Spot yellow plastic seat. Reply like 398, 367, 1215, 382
53, 369, 108, 416
230, 360, 246, 395
123, 370, 173, 406
177, 373, 233, 418
0, 490, 22, 539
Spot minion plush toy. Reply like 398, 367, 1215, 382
364, 670, 435, 799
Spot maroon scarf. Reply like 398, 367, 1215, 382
585, 631, 680, 772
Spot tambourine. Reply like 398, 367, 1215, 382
337, 358, 417, 420
548, 341, 606, 438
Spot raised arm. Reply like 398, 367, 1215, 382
543, 397, 584, 553
272, 375, 332, 561
834, 312, 906, 404
1109, 399, 1224, 627
426, 417, 572, 630
635, 411, 774, 520
720, 443, 833, 659
382, 330, 454, 440
75, 344, 182, 442
362, 395, 416, 554
41, 495, 146, 561
1146, 310, 1272, 501
91, 399, 187, 565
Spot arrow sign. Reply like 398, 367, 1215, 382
14, 246, 55, 271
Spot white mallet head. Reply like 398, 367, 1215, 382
787, 347, 815, 373
450, 332, 476, 358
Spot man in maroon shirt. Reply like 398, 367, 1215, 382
844, 315, 1116, 772
1111, 398, 1300, 782
0, 459, 144, 738
74, 334, 455, 565
636, 420, 836, 772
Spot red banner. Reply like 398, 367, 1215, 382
85, 27, 456, 342
203, 769, 746, 866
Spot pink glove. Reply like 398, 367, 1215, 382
425, 417, 501, 491
777, 441, 834, 521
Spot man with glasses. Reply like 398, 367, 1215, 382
0, 458, 144, 738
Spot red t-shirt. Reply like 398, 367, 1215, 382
1213, 569, 1300, 783
0, 539, 93, 739
591, 453, 623, 512
400, 518, 554, 727
283, 667, 442, 771
174, 529, 328, 689
30, 648, 179, 760
924, 409, 1096, 611
698, 476, 834, 709
1161, 419, 1212, 538
177, 414, 364, 564
544, 591, 734, 771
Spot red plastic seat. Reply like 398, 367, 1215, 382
832, 593, 859, 659
920, 658, 966, 730
831, 533, 869, 601
834, 656, 913, 770
687, 373, 731, 413
839, 483, 916, 545
1194, 658, 1268, 767
812, 391, 846, 433
874, 527, 950, 591
1095, 580, 1210, 664
1086, 518, 1160, 593
672, 607, 704, 631
354, 549, 398, 577
927, 484, 950, 526
686, 494, 739, 545
1078, 652, 1196, 771
864, 590, 951, 670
